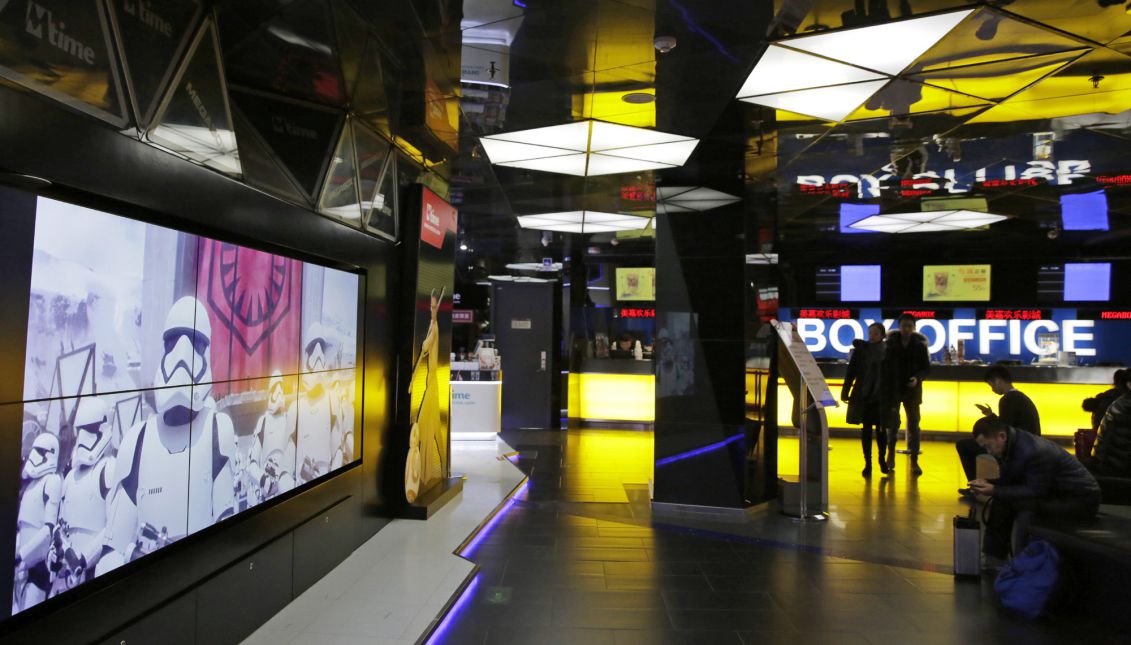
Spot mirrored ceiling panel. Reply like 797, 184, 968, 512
220, 0, 346, 107
0, 0, 128, 125
147, 21, 240, 175
109, 0, 203, 126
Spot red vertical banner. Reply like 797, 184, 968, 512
197, 239, 303, 397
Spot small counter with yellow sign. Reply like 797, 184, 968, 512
568, 358, 655, 425
775, 363, 1117, 438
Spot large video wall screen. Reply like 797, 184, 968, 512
12, 196, 361, 614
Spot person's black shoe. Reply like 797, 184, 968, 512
862, 463, 872, 477
911, 463, 923, 477
878, 458, 889, 475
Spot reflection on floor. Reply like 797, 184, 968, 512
432, 428, 1122, 645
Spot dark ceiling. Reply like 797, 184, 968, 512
453, 0, 1131, 293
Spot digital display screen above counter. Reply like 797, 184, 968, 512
816, 265, 881, 302
615, 267, 655, 301
1039, 263, 1112, 302
923, 265, 991, 302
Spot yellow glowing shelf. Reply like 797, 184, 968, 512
568, 372, 655, 422
776, 379, 1098, 437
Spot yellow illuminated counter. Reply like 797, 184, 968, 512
776, 364, 1117, 438
568, 358, 655, 423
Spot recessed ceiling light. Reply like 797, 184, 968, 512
849, 209, 1007, 233
481, 120, 699, 176
517, 210, 651, 233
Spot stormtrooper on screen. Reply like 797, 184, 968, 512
246, 371, 297, 503
14, 433, 62, 612
101, 297, 239, 571
50, 398, 117, 596
297, 326, 342, 483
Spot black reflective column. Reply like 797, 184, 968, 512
653, 110, 748, 508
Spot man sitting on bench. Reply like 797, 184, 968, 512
969, 417, 1101, 568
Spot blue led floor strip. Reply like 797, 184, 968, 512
420, 477, 529, 644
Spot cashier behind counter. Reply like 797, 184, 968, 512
609, 333, 637, 359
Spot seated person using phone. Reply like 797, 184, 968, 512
957, 366, 1040, 498
969, 417, 1099, 567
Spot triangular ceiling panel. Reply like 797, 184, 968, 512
109, 0, 203, 127
844, 79, 989, 121
229, 87, 344, 200
331, 0, 368, 98
354, 121, 392, 216
0, 0, 128, 126
909, 8, 1088, 73
231, 104, 308, 204
318, 120, 362, 223
782, 9, 973, 75
910, 49, 1088, 102
147, 21, 241, 176
220, 0, 346, 107
353, 38, 392, 136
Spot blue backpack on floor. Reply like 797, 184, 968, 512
994, 540, 1062, 619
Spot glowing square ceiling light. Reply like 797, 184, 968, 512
739, 80, 888, 122
781, 9, 973, 75
481, 120, 699, 176
849, 209, 1007, 233
656, 186, 741, 214
517, 210, 651, 233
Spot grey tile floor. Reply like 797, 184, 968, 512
429, 430, 1126, 645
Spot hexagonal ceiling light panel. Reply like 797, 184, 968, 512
516, 210, 652, 233
480, 120, 699, 176
735, 6, 1104, 124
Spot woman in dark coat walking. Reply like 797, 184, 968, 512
841, 322, 889, 476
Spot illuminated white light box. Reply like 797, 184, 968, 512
849, 209, 1007, 233
735, 8, 974, 121
655, 186, 741, 214
516, 210, 651, 233
480, 120, 699, 176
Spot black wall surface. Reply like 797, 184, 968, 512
0, 78, 397, 643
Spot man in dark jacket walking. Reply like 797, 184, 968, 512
1092, 376, 1131, 477
883, 313, 930, 475
970, 417, 1100, 563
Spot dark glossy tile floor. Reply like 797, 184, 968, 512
433, 430, 1124, 645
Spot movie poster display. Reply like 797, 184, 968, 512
403, 187, 456, 504
12, 195, 360, 614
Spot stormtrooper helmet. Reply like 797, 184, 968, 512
73, 398, 112, 467
303, 324, 331, 372
23, 432, 59, 480
267, 371, 287, 415
154, 296, 213, 425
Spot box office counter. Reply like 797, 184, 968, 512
774, 363, 1119, 437
567, 357, 655, 423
